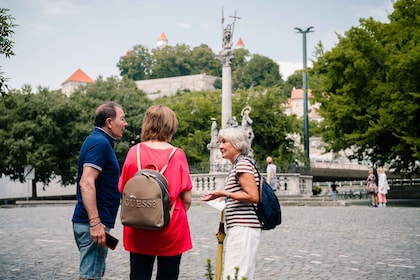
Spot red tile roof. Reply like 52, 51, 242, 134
158, 32, 167, 41
62, 68, 94, 84
235, 37, 245, 48
291, 88, 312, 99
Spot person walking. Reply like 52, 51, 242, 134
201, 126, 261, 280
366, 168, 378, 207
377, 167, 390, 207
266, 156, 277, 191
118, 105, 193, 280
72, 101, 128, 280
331, 182, 338, 201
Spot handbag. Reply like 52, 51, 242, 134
365, 183, 378, 193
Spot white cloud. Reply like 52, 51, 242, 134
31, 23, 55, 37
278, 62, 302, 79
176, 22, 191, 29
40, 0, 80, 16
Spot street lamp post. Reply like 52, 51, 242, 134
294, 26, 314, 169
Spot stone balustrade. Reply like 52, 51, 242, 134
191, 172, 313, 197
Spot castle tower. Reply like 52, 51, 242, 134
61, 68, 94, 97
157, 32, 168, 49
235, 37, 245, 49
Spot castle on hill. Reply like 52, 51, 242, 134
61, 32, 246, 99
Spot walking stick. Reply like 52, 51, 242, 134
215, 210, 225, 280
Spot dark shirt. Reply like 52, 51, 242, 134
72, 128, 121, 228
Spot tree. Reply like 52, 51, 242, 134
154, 90, 221, 168
154, 87, 301, 171
284, 70, 303, 97
0, 87, 79, 189
0, 77, 151, 194
311, 0, 420, 175
117, 44, 153, 80
234, 54, 283, 89
70, 76, 152, 170
151, 44, 193, 78
0, 8, 17, 96
190, 44, 221, 77
231, 87, 302, 170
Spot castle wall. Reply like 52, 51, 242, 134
135, 74, 219, 100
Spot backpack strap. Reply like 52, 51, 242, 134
136, 143, 178, 213
136, 143, 177, 173
136, 143, 141, 171
234, 157, 262, 203
160, 148, 177, 174
234, 157, 263, 226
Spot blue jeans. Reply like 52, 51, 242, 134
73, 223, 109, 279
332, 190, 337, 201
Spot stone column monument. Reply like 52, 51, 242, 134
216, 11, 240, 129
207, 11, 241, 174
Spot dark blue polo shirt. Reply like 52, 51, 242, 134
72, 128, 121, 228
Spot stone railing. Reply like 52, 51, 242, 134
191, 172, 313, 197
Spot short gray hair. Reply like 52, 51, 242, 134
218, 127, 250, 156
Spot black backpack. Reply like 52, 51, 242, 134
243, 158, 282, 230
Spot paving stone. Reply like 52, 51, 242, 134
0, 202, 419, 279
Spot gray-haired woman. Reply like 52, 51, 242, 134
201, 126, 261, 280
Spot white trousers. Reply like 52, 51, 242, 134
223, 226, 261, 280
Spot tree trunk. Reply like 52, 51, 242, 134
31, 180, 37, 200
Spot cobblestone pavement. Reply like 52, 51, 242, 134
0, 201, 419, 280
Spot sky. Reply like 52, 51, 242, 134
1, 0, 394, 91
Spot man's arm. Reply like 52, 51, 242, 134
79, 166, 106, 246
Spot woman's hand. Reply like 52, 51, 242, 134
200, 191, 225, 201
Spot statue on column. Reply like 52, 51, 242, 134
208, 118, 219, 149
221, 10, 240, 52
222, 23, 233, 50
241, 105, 254, 157
241, 105, 254, 144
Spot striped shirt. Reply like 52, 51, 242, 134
225, 157, 261, 229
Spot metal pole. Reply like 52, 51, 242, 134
294, 26, 314, 168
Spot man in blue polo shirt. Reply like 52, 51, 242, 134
72, 101, 128, 280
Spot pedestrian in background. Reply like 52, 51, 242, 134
118, 105, 193, 280
366, 168, 378, 207
72, 101, 128, 279
331, 182, 338, 201
266, 156, 277, 191
377, 167, 390, 207
201, 126, 261, 280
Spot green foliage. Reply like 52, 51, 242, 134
0, 88, 79, 184
233, 54, 283, 89
155, 87, 301, 172
0, 8, 17, 96
151, 44, 193, 78
312, 185, 322, 196
311, 0, 420, 175
0, 77, 150, 186
70, 77, 152, 171
205, 259, 214, 280
284, 70, 303, 97
150, 44, 222, 79
117, 45, 153, 80
191, 44, 222, 77
154, 90, 221, 166
204, 260, 247, 280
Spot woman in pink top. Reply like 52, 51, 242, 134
118, 105, 193, 280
